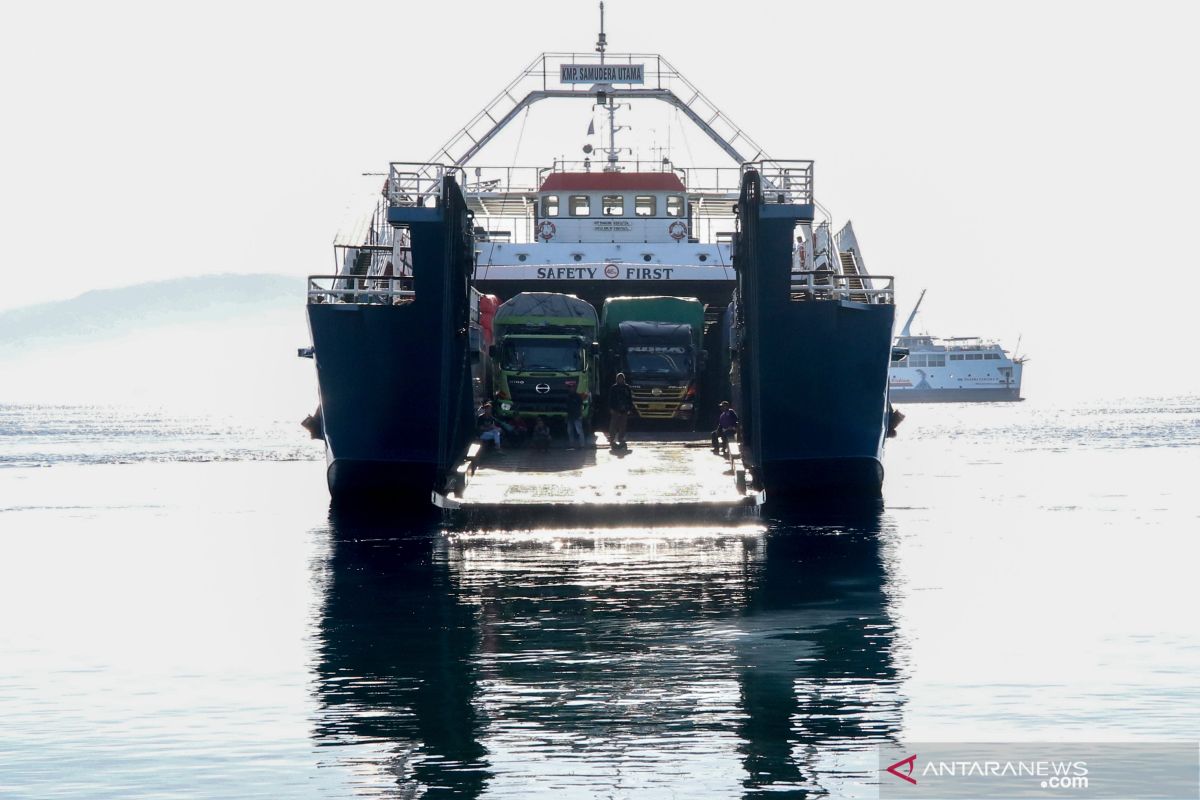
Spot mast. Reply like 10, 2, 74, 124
900, 289, 926, 337
596, 1, 606, 62
594, 1, 624, 171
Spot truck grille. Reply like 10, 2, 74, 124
631, 386, 688, 419
507, 378, 574, 414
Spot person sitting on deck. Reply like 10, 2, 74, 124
532, 417, 552, 451
477, 401, 503, 453
711, 401, 739, 455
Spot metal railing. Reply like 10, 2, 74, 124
789, 272, 894, 304
402, 161, 748, 203
307, 275, 414, 305
745, 160, 814, 205
423, 52, 770, 172
386, 163, 463, 208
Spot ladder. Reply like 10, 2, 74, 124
838, 250, 869, 303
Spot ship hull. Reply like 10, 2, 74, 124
744, 300, 894, 497
890, 387, 1022, 403
734, 180, 896, 499
309, 304, 447, 501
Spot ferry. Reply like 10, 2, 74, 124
301, 9, 899, 508
890, 290, 1025, 402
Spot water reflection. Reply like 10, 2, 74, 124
311, 518, 488, 797
312, 504, 903, 798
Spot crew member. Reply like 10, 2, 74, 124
711, 400, 739, 455
608, 373, 634, 449
566, 391, 586, 448
477, 401, 503, 453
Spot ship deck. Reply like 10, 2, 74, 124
437, 433, 760, 523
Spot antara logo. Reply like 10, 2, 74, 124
886, 754, 918, 785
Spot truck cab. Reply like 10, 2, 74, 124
490, 292, 599, 422
601, 296, 706, 421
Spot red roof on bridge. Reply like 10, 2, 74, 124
539, 172, 686, 192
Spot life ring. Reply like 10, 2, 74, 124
668, 220, 687, 241
537, 220, 557, 241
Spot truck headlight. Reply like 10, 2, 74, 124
679, 402, 694, 411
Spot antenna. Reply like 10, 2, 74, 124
596, 1, 607, 63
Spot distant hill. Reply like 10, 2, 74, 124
0, 274, 304, 346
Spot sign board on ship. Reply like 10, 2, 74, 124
560, 64, 645, 84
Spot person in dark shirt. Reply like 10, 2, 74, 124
566, 391, 585, 448
711, 400, 739, 455
608, 373, 634, 449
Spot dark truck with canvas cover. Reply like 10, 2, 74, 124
601, 296, 707, 421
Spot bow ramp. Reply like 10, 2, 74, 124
436, 433, 759, 524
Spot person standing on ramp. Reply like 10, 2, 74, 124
608, 373, 634, 450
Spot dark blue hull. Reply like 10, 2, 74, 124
740, 299, 893, 496
733, 173, 895, 498
309, 303, 472, 501
308, 184, 477, 503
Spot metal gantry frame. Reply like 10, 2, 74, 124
412, 52, 772, 189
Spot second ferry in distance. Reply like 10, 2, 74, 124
890, 290, 1026, 403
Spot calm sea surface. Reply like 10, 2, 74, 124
1, 398, 1197, 798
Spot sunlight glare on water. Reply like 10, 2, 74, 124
0, 397, 1196, 798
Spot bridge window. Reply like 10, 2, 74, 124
570, 195, 591, 217
949, 354, 964, 361
602, 195, 625, 216
666, 195, 684, 217
544, 195, 559, 217
635, 195, 656, 216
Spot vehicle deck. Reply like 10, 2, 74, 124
436, 433, 760, 523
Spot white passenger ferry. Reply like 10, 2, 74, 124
890, 291, 1025, 402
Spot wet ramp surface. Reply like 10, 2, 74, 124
458, 434, 750, 507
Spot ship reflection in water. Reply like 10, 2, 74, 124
311, 506, 903, 798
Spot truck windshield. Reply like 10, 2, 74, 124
626, 348, 692, 378
502, 340, 582, 372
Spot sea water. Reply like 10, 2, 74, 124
1, 398, 1197, 798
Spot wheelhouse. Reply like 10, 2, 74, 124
535, 172, 690, 244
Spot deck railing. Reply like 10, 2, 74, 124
307, 275, 414, 305
789, 271, 894, 304
386, 163, 463, 208
744, 160, 814, 205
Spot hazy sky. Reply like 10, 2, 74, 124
3, 0, 1198, 397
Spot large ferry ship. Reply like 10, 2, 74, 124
302, 13, 898, 506
890, 290, 1025, 402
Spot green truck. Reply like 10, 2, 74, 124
600, 296, 707, 421
490, 292, 599, 422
